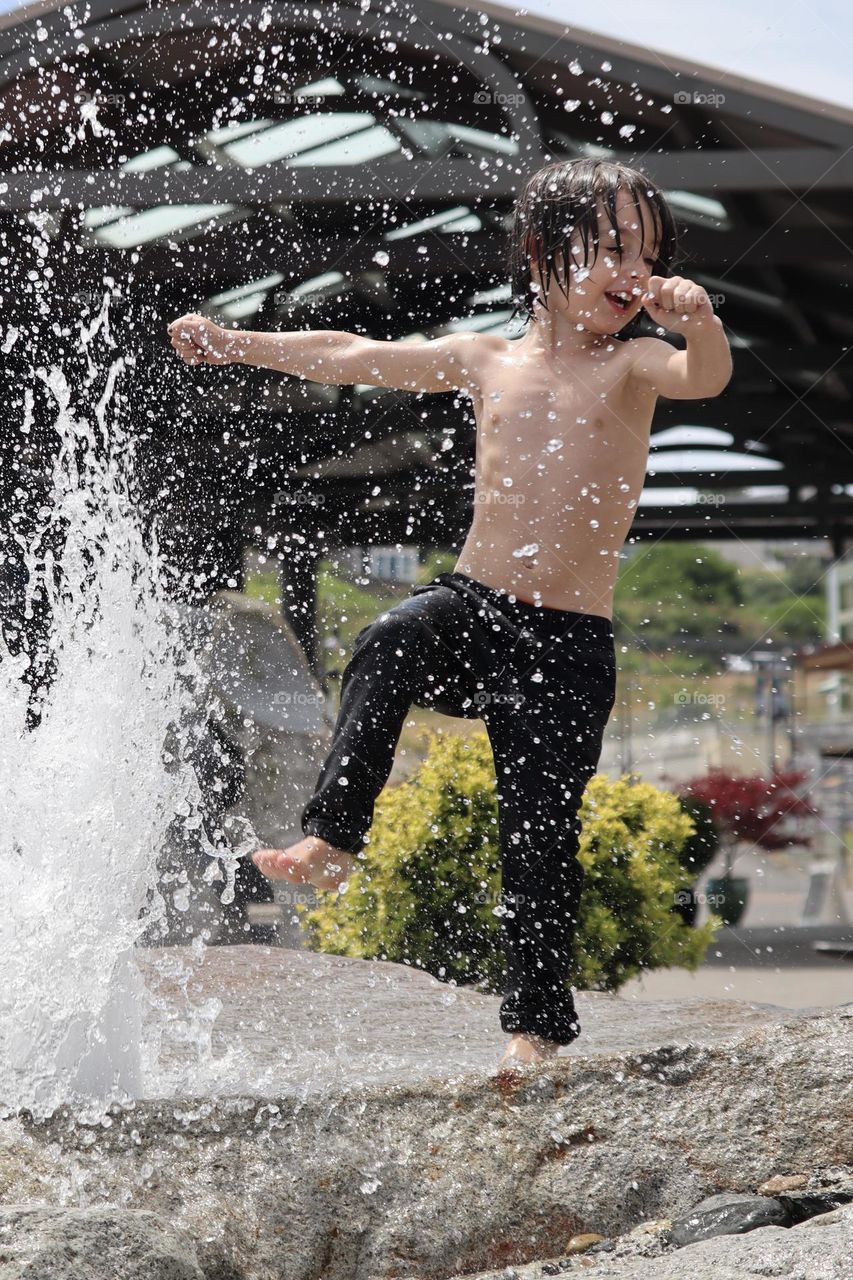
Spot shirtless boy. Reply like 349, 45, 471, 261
168, 157, 732, 1069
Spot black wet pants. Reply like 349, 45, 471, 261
301, 571, 617, 1044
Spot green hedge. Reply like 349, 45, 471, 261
299, 730, 720, 993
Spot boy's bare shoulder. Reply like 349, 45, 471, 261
451, 331, 512, 381
623, 334, 671, 363
452, 331, 511, 355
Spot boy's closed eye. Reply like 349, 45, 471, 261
602, 244, 657, 271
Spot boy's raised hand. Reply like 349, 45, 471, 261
167, 312, 248, 365
641, 275, 714, 333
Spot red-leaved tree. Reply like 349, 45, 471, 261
679, 768, 816, 851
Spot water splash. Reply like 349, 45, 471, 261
0, 296, 246, 1117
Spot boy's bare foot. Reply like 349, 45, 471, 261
252, 836, 359, 891
497, 1032, 561, 1070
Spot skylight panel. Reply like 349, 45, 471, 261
87, 204, 237, 247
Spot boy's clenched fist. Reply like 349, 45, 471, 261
642, 275, 715, 333
167, 313, 250, 365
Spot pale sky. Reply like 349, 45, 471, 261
511, 0, 852, 112
0, 0, 848, 114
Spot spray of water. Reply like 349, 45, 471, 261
0, 295, 247, 1117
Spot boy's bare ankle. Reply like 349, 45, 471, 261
498, 1032, 561, 1067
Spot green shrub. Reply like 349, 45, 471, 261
299, 730, 720, 993
574, 771, 719, 989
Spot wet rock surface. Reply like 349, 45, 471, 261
451, 1199, 853, 1279
668, 1190, 792, 1244
0, 1206, 204, 1280
0, 947, 849, 1280
137, 944, 848, 1094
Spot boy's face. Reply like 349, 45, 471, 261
538, 186, 660, 334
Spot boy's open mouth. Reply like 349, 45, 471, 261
604, 290, 633, 315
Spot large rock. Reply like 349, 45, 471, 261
0, 1206, 203, 1280
138, 944, 852, 1093
450, 1201, 853, 1278
668, 1190, 792, 1244
0, 946, 850, 1280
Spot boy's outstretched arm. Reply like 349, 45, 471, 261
628, 275, 733, 400
167, 313, 493, 394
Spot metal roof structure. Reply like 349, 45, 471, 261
1, 0, 852, 662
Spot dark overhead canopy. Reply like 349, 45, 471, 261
1, 0, 852, 579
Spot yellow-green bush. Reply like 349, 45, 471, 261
300, 729, 720, 992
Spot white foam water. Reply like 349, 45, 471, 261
0, 296, 245, 1117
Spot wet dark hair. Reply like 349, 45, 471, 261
507, 157, 680, 334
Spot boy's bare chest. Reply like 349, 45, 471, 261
472, 356, 647, 480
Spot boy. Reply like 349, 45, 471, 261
168, 158, 732, 1070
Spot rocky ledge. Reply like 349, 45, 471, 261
0, 946, 849, 1279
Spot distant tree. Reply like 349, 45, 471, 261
785, 554, 830, 597
615, 542, 744, 661
620, 542, 743, 608
737, 566, 825, 645
679, 768, 816, 851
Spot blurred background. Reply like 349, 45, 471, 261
0, 0, 850, 1008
